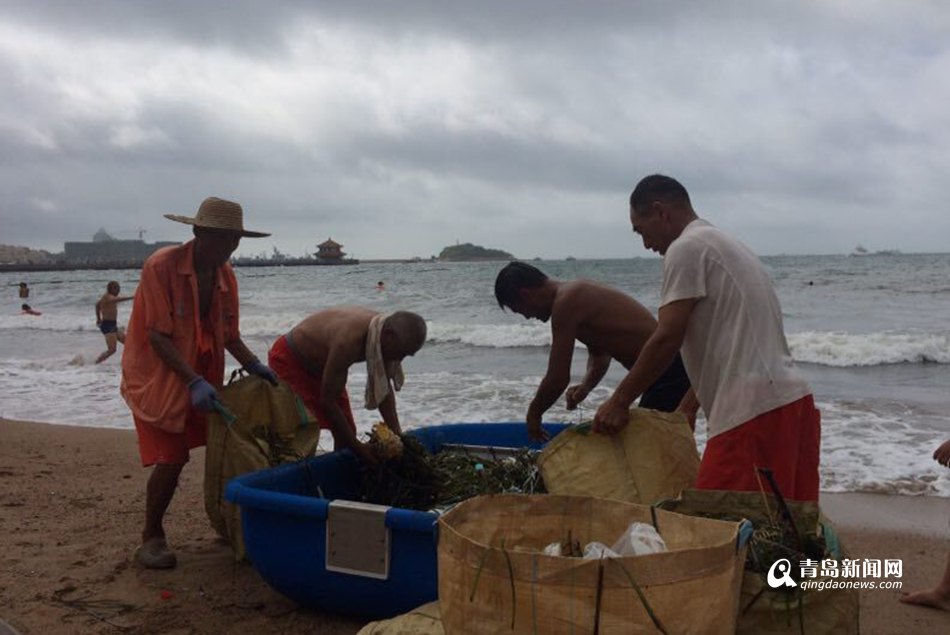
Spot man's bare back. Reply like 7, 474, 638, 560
290, 306, 379, 374
552, 280, 657, 368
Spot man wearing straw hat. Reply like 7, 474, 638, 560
121, 197, 277, 569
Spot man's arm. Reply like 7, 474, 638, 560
321, 351, 376, 464
224, 337, 261, 368
99, 295, 134, 307
593, 298, 697, 434
675, 386, 701, 431
95, 299, 102, 324
565, 349, 611, 410
525, 316, 577, 441
225, 337, 278, 384
377, 391, 401, 435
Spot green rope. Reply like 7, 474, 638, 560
501, 539, 517, 630
612, 559, 669, 635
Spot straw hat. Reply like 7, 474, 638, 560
164, 197, 270, 238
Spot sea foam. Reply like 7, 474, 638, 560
789, 331, 950, 366
6, 312, 950, 369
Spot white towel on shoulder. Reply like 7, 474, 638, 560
364, 313, 405, 409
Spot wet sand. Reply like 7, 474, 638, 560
1, 418, 947, 634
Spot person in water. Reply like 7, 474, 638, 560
95, 281, 133, 363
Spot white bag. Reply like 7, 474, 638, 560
611, 522, 667, 556
582, 541, 620, 559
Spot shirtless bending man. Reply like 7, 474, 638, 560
268, 307, 427, 465
494, 262, 690, 441
95, 281, 133, 363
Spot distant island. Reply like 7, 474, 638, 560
438, 243, 515, 262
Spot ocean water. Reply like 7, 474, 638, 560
2, 253, 949, 497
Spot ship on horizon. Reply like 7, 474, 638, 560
850, 244, 901, 257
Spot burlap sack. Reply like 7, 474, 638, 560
538, 408, 700, 505
659, 490, 860, 635
438, 494, 748, 634
356, 601, 445, 635
204, 374, 319, 560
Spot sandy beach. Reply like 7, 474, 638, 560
1, 418, 948, 635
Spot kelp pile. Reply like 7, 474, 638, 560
360, 434, 545, 511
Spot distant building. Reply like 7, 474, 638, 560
315, 238, 346, 262
0, 244, 54, 264
63, 228, 178, 265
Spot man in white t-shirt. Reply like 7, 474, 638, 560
593, 174, 820, 502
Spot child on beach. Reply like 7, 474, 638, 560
899, 439, 950, 612
21, 303, 41, 316
95, 281, 132, 363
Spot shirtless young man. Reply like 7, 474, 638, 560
494, 262, 690, 441
268, 307, 427, 465
95, 281, 133, 363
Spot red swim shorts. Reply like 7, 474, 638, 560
268, 334, 357, 434
695, 394, 821, 502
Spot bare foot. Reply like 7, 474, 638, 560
899, 588, 950, 611
95, 349, 115, 364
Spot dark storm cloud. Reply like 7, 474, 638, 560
1, 1, 948, 257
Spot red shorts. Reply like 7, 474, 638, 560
133, 343, 215, 467
134, 409, 207, 467
695, 395, 821, 502
268, 334, 357, 434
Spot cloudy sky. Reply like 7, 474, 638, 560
1, 1, 947, 259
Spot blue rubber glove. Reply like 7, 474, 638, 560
244, 359, 279, 386
188, 376, 219, 411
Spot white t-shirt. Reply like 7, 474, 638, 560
660, 219, 810, 438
